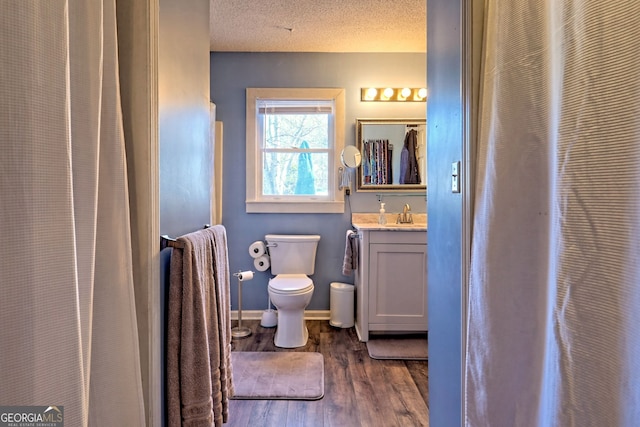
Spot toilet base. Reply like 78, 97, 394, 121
273, 309, 309, 348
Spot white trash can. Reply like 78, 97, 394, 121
330, 282, 355, 328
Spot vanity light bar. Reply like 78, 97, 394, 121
360, 87, 427, 102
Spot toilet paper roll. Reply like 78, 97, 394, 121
254, 255, 270, 272
248, 241, 266, 258
237, 270, 254, 281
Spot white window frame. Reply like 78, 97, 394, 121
246, 88, 345, 213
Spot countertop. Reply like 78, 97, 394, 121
351, 213, 427, 231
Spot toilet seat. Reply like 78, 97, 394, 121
269, 274, 314, 295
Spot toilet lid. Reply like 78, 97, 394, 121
269, 274, 313, 293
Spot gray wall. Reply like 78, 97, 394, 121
210, 52, 426, 311
158, 0, 211, 424
159, 0, 212, 237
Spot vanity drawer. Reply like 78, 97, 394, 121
369, 230, 427, 245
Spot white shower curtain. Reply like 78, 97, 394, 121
466, 1, 640, 426
0, 1, 145, 426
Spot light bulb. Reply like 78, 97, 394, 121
418, 88, 428, 99
401, 88, 412, 98
383, 87, 394, 99
365, 87, 378, 100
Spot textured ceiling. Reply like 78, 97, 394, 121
210, 0, 426, 53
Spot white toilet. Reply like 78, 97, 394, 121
266, 234, 320, 348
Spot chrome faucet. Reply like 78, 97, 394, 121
397, 203, 414, 224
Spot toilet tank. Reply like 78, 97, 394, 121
265, 234, 321, 275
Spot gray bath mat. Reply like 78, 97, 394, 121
366, 336, 428, 360
231, 351, 324, 400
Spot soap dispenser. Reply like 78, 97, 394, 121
378, 202, 387, 225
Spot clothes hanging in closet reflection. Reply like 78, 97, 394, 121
399, 129, 421, 184
362, 139, 393, 185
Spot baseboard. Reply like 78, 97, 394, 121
303, 310, 331, 320
231, 310, 330, 321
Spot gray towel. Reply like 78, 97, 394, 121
167, 226, 233, 427
342, 230, 358, 276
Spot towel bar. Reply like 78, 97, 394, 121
160, 224, 211, 250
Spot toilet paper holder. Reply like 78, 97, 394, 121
231, 270, 253, 339
249, 240, 267, 258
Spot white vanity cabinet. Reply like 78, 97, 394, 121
354, 228, 428, 342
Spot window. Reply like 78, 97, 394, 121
246, 88, 345, 213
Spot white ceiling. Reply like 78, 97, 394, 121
209, 0, 426, 53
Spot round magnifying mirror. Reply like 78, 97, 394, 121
341, 145, 362, 168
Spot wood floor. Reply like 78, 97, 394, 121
226, 320, 429, 427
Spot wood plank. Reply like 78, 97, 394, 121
406, 359, 430, 408
346, 346, 384, 426
320, 328, 362, 426
243, 399, 289, 426
383, 362, 430, 426
285, 399, 325, 427
225, 399, 255, 427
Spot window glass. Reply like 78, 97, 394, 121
246, 88, 345, 213
260, 101, 331, 197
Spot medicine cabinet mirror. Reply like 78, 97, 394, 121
355, 118, 427, 192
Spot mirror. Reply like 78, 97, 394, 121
341, 145, 362, 168
356, 118, 427, 192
